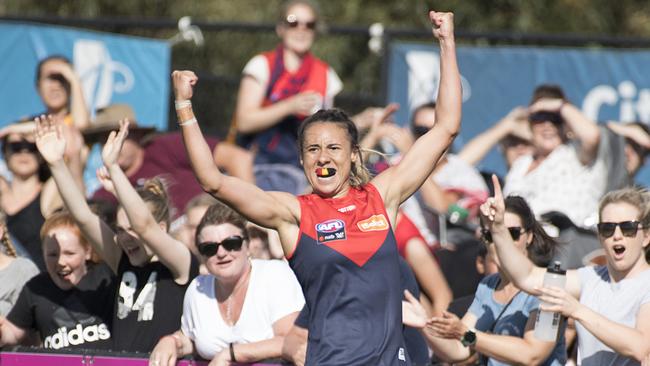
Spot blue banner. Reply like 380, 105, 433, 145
0, 21, 170, 130
388, 43, 650, 187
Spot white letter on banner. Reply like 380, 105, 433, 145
582, 85, 617, 121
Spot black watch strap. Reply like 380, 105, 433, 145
460, 328, 477, 347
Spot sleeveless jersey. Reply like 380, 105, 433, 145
288, 184, 410, 366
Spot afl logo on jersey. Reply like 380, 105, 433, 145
315, 219, 347, 244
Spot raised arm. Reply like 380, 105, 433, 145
102, 119, 193, 284
480, 175, 581, 297
46, 61, 90, 129
213, 142, 256, 184
40, 122, 87, 217
34, 116, 120, 272
171, 71, 299, 252
457, 106, 530, 166
530, 98, 600, 165
373, 11, 461, 213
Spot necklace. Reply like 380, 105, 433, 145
219, 263, 252, 326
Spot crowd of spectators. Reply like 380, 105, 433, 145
0, 1, 649, 365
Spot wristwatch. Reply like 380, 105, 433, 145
460, 328, 477, 347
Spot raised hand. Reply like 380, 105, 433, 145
171, 70, 198, 101
96, 166, 116, 196
378, 123, 414, 154
427, 311, 467, 340
62, 124, 85, 160
402, 290, 429, 329
35, 114, 66, 164
101, 118, 130, 168
45, 60, 77, 83
479, 175, 505, 230
607, 121, 650, 149
429, 11, 455, 41
373, 103, 400, 128
529, 98, 565, 114
501, 106, 532, 141
367, 103, 399, 133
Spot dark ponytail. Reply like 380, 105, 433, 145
505, 196, 557, 267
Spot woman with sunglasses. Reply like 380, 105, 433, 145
149, 202, 304, 366
232, 0, 342, 194
173, 9, 458, 366
0, 131, 54, 271
481, 176, 650, 364
34, 117, 198, 353
503, 85, 605, 229
403, 194, 565, 365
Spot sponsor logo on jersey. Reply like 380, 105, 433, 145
337, 204, 356, 213
315, 219, 346, 244
398, 347, 406, 361
43, 323, 111, 350
357, 214, 389, 232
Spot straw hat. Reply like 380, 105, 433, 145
82, 104, 156, 144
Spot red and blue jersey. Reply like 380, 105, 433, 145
288, 183, 410, 366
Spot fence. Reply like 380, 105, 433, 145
3, 14, 650, 139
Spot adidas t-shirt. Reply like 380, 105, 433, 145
7, 262, 116, 350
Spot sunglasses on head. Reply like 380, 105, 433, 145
481, 227, 525, 243
197, 235, 246, 257
5, 141, 38, 154
285, 14, 317, 30
596, 221, 643, 238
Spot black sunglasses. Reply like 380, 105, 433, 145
5, 141, 38, 154
197, 235, 246, 257
597, 221, 643, 238
481, 227, 525, 243
528, 111, 563, 125
285, 14, 317, 30
411, 125, 430, 139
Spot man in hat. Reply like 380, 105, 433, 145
88, 104, 254, 219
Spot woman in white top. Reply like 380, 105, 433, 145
150, 202, 304, 366
481, 175, 650, 365
503, 85, 605, 227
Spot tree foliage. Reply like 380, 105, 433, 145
2, 0, 650, 134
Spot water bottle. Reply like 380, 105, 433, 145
534, 261, 566, 341
447, 203, 468, 224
